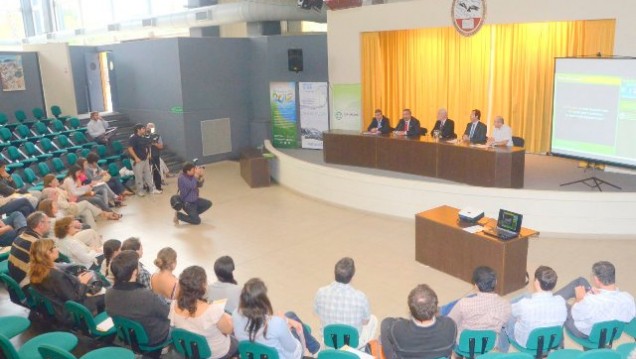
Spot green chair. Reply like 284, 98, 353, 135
0, 273, 34, 309
106, 140, 125, 162
7, 145, 37, 166
23, 168, 44, 191
317, 349, 360, 359
171, 327, 212, 359
28, 287, 56, 318
32, 107, 46, 120
51, 157, 68, 179
50, 119, 71, 134
0, 331, 78, 359
50, 105, 71, 121
0, 316, 30, 338
323, 324, 359, 349
112, 316, 171, 356
55, 134, 82, 152
0, 112, 8, 126
577, 349, 622, 358
72, 131, 97, 148
68, 117, 87, 132
0, 127, 26, 145
238, 340, 279, 359
23, 141, 53, 162
33, 121, 55, 137
64, 301, 116, 339
624, 318, 636, 340
546, 349, 583, 359
0, 251, 8, 261
80, 147, 91, 158
477, 353, 534, 359
14, 110, 36, 127
94, 145, 108, 165
14, 125, 40, 142
63, 152, 78, 166
454, 329, 497, 359
37, 162, 53, 178
39, 137, 67, 157
38, 344, 135, 359
0, 260, 7, 275
122, 157, 133, 171
616, 342, 636, 358
510, 325, 563, 358
566, 320, 624, 350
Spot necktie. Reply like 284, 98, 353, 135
405, 120, 409, 133
469, 123, 476, 138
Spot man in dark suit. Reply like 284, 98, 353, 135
367, 109, 391, 134
462, 109, 487, 144
394, 109, 421, 137
431, 108, 456, 139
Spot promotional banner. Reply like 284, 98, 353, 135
299, 82, 329, 149
331, 83, 362, 131
270, 82, 298, 148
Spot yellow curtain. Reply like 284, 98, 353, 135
361, 19, 615, 152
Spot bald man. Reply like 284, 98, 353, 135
488, 116, 513, 147
431, 108, 456, 139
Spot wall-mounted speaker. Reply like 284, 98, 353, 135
288, 49, 303, 73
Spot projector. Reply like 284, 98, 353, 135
458, 207, 484, 223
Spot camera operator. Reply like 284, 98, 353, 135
174, 162, 212, 225
128, 124, 161, 196
146, 123, 163, 192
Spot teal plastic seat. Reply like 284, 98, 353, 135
546, 349, 583, 359
7, 146, 37, 166
510, 325, 563, 358
0, 127, 26, 146
37, 162, 53, 177
0, 112, 7, 126
0, 331, 78, 359
39, 137, 67, 157
65, 301, 116, 338
32, 107, 45, 120
323, 324, 359, 349
38, 344, 135, 359
14, 124, 40, 141
64, 152, 78, 166
454, 329, 497, 359
616, 342, 636, 358
624, 318, 636, 340
23, 142, 52, 161
23, 168, 44, 191
171, 327, 212, 359
317, 349, 360, 359
238, 340, 279, 359
52, 157, 68, 179
72, 131, 97, 148
33, 121, 55, 137
0, 260, 7, 275
28, 287, 56, 318
577, 349, 621, 358
69, 117, 87, 132
566, 320, 624, 350
0, 273, 34, 309
50, 105, 71, 120
56, 134, 82, 152
51, 119, 71, 134
14, 110, 36, 127
0, 316, 30, 338
112, 316, 172, 355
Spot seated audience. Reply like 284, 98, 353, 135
170, 266, 238, 359
37, 199, 61, 237
100, 239, 121, 286
121, 237, 151, 288
62, 165, 112, 212
233, 278, 320, 358
206, 255, 241, 313
29, 238, 105, 322
105, 250, 169, 358
314, 257, 377, 346
87, 111, 117, 145
447, 266, 511, 344
0, 211, 26, 247
487, 116, 513, 147
0, 160, 40, 208
86, 152, 133, 197
55, 216, 103, 270
77, 158, 121, 207
150, 247, 178, 301
8, 212, 50, 288
555, 261, 636, 338
499, 266, 567, 352
380, 284, 456, 359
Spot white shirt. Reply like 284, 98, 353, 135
170, 302, 231, 359
572, 288, 636, 335
492, 124, 513, 146
57, 235, 99, 268
314, 281, 371, 333
511, 292, 567, 346
87, 119, 109, 138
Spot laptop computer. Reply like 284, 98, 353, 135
483, 209, 523, 240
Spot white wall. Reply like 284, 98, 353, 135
22, 43, 78, 116
327, 0, 636, 84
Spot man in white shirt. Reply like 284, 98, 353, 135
499, 266, 567, 352
87, 111, 117, 145
488, 116, 513, 147
555, 261, 636, 338
314, 257, 377, 347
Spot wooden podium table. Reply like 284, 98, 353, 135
415, 205, 539, 295
323, 130, 525, 188
240, 148, 271, 188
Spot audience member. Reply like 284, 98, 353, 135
105, 250, 169, 358
367, 109, 391, 134
54, 216, 103, 270
29, 238, 105, 322
37, 198, 60, 237
0, 211, 26, 247
87, 111, 117, 145
121, 237, 151, 288
100, 239, 121, 285
150, 247, 178, 301
86, 152, 133, 197
206, 256, 241, 313
499, 266, 567, 352
447, 266, 511, 344
380, 284, 456, 359
77, 158, 120, 207
314, 257, 377, 346
63, 165, 112, 212
170, 266, 238, 359
8, 212, 50, 288
175, 162, 212, 225
0, 160, 40, 208
554, 261, 635, 338
233, 278, 321, 358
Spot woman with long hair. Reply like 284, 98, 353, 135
55, 216, 104, 269
232, 278, 320, 359
100, 239, 121, 285
78, 157, 124, 206
62, 164, 113, 212
150, 247, 178, 301
170, 266, 238, 359
29, 238, 105, 321
207, 256, 241, 313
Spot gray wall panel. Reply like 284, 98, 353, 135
0, 51, 45, 121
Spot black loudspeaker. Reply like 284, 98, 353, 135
288, 49, 303, 73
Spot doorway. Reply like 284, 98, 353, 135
84, 51, 116, 113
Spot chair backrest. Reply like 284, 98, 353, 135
57, 134, 71, 147
66, 152, 78, 166
123, 158, 133, 170
64, 301, 98, 336
171, 328, 212, 359
317, 349, 360, 359
0, 273, 30, 307
35, 121, 49, 135
16, 125, 30, 137
108, 162, 119, 177
52, 157, 65, 172
10, 173, 25, 189
576, 348, 622, 358
14, 110, 27, 122
323, 324, 360, 349
112, 140, 123, 154
616, 342, 636, 358
24, 168, 38, 184
0, 128, 12, 141
456, 329, 497, 359
80, 148, 91, 158
28, 286, 56, 317
41, 137, 54, 151
0, 333, 20, 359
69, 117, 81, 129
24, 142, 37, 155
238, 340, 279, 359
32, 107, 45, 120
38, 162, 51, 176
588, 320, 624, 349
7, 146, 20, 160
96, 144, 107, 157
512, 136, 525, 147
112, 316, 151, 352
52, 119, 65, 132
37, 344, 77, 359
51, 105, 62, 117
0, 113, 8, 125
623, 318, 636, 339
524, 325, 563, 356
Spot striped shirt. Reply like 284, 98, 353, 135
511, 292, 567, 346
448, 292, 511, 341
8, 229, 41, 286
314, 281, 370, 333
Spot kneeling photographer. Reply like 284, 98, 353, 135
173, 161, 212, 225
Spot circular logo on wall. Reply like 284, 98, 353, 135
451, 0, 486, 37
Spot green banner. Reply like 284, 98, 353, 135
331, 83, 362, 131
270, 82, 298, 148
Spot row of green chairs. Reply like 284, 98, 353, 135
0, 105, 71, 127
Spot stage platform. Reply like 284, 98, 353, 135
264, 141, 636, 237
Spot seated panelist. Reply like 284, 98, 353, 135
487, 116, 513, 147
462, 109, 487, 144
431, 108, 456, 139
393, 109, 422, 137
367, 109, 391, 134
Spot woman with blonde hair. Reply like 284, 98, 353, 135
150, 247, 178, 301
55, 216, 104, 269
29, 238, 104, 321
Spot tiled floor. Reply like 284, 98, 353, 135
2, 160, 636, 351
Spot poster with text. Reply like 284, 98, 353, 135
270, 82, 298, 148
331, 83, 361, 131
0, 55, 26, 91
299, 82, 329, 149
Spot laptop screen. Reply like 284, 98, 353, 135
497, 209, 523, 233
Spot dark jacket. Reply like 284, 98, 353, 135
381, 316, 457, 359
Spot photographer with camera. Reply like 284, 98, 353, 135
146, 123, 164, 192
128, 124, 161, 196
174, 162, 212, 225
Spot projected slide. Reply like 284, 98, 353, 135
551, 58, 636, 168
